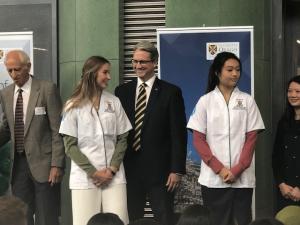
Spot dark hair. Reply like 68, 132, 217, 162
282, 75, 300, 125
206, 51, 242, 93
129, 218, 161, 225
176, 204, 212, 225
248, 218, 284, 225
0, 196, 27, 225
87, 212, 124, 225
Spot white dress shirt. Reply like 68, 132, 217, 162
136, 75, 156, 106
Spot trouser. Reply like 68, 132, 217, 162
127, 178, 174, 225
11, 154, 60, 225
201, 185, 253, 225
72, 183, 129, 225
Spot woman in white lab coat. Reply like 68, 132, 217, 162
187, 52, 265, 225
59, 56, 132, 225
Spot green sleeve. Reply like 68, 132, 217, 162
63, 135, 97, 177
110, 132, 129, 171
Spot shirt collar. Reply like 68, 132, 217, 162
137, 75, 156, 89
14, 76, 32, 94
214, 86, 239, 94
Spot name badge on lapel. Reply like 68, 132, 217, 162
35, 107, 46, 115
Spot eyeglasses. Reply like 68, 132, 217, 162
131, 59, 152, 65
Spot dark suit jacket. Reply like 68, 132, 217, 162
272, 118, 300, 188
115, 77, 187, 185
0, 78, 65, 183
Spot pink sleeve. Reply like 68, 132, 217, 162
193, 131, 224, 174
230, 131, 258, 178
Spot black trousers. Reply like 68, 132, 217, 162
201, 186, 253, 225
127, 177, 174, 225
11, 154, 60, 225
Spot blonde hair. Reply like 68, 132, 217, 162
64, 56, 110, 112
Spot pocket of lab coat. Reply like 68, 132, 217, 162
100, 113, 116, 136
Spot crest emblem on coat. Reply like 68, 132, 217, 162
233, 98, 246, 110
104, 101, 114, 113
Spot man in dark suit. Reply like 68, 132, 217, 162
115, 41, 187, 225
0, 50, 65, 225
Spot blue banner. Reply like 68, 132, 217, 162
157, 26, 253, 209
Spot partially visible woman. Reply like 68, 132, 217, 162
272, 75, 300, 212
187, 52, 265, 225
59, 56, 132, 225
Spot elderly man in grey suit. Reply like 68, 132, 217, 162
0, 50, 65, 225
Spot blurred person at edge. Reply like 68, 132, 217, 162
176, 204, 212, 225
0, 195, 27, 225
87, 212, 124, 225
272, 75, 300, 212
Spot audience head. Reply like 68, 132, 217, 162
276, 205, 300, 225
176, 204, 212, 225
248, 218, 284, 225
87, 212, 124, 225
0, 195, 27, 225
129, 218, 160, 225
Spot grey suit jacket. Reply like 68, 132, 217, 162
0, 78, 65, 183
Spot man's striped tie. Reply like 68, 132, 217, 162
133, 83, 147, 151
14, 89, 25, 154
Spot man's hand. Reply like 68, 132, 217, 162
166, 173, 181, 192
48, 167, 64, 186
91, 168, 113, 187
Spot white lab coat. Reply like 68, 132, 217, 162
187, 87, 265, 188
59, 91, 132, 189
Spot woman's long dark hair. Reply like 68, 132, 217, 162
282, 75, 300, 125
206, 52, 242, 93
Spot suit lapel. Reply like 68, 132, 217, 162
127, 80, 137, 124
24, 79, 40, 136
5, 85, 15, 130
143, 77, 160, 126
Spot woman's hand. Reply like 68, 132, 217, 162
279, 183, 293, 199
290, 187, 300, 202
219, 167, 235, 184
91, 168, 113, 187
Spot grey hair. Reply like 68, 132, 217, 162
4, 49, 31, 65
133, 41, 159, 63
